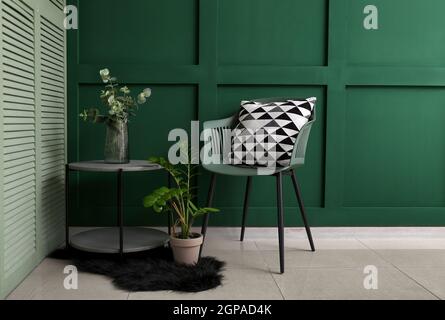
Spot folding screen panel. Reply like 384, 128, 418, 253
0, 0, 66, 298
1, 0, 37, 291
39, 10, 66, 252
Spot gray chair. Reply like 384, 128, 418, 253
200, 97, 317, 273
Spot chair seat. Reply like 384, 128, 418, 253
203, 163, 295, 176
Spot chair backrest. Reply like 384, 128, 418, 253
250, 97, 307, 104
202, 98, 317, 169
289, 107, 316, 167
202, 115, 236, 165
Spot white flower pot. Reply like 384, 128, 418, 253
170, 233, 204, 266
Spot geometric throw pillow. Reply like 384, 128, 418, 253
230, 98, 316, 168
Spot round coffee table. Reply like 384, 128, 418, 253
66, 160, 170, 255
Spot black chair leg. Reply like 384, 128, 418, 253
276, 172, 285, 274
291, 170, 315, 252
199, 173, 217, 258
240, 177, 253, 242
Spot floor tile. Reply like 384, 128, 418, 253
255, 238, 367, 251
129, 267, 283, 300
357, 238, 445, 250
203, 249, 268, 271
201, 228, 245, 241
374, 250, 445, 268
398, 267, 445, 299
202, 238, 258, 252
351, 227, 445, 239
272, 267, 437, 300
7, 258, 129, 300
261, 250, 392, 272
7, 228, 445, 300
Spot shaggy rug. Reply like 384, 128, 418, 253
50, 247, 225, 293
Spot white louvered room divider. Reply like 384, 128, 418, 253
0, 0, 66, 298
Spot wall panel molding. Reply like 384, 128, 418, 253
68, 0, 445, 229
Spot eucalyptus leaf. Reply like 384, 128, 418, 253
80, 69, 152, 124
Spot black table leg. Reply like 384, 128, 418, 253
118, 169, 124, 257
65, 164, 70, 249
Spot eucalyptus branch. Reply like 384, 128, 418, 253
79, 69, 151, 124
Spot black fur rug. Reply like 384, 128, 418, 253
50, 247, 225, 293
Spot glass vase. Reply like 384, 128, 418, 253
104, 119, 129, 164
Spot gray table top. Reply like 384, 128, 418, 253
70, 227, 169, 254
68, 160, 163, 172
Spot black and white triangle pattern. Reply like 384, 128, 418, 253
231, 98, 316, 168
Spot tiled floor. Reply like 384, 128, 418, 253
7, 228, 445, 300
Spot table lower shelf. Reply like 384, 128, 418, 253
69, 227, 170, 254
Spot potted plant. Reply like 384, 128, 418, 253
143, 155, 219, 265
80, 69, 152, 164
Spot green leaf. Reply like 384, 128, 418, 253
143, 195, 156, 208
153, 204, 163, 213
188, 201, 198, 211
149, 156, 160, 164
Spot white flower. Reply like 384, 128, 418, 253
137, 92, 147, 104
120, 86, 130, 95
110, 100, 124, 115
100, 68, 111, 83
143, 88, 152, 98
108, 95, 115, 105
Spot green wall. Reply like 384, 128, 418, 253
68, 0, 445, 227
